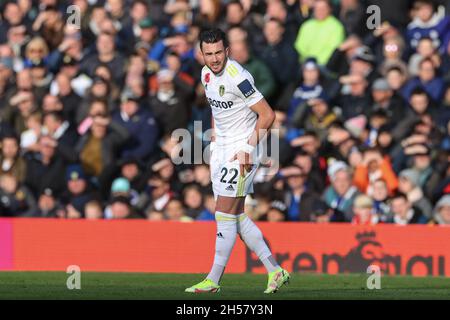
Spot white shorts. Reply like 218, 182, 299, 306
210, 141, 260, 199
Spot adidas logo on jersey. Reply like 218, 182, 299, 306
217, 232, 224, 239
226, 185, 235, 191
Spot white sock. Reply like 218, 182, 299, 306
206, 211, 238, 284
237, 213, 280, 273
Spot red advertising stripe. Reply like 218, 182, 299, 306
12, 219, 246, 273
10, 219, 450, 276
256, 223, 450, 277
0, 219, 13, 270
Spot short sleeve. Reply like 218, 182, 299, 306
230, 67, 264, 108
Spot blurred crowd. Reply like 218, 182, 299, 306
0, 0, 449, 225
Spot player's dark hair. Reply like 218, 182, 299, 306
199, 28, 229, 51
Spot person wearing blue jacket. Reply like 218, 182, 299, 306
406, 0, 450, 54
401, 57, 445, 102
112, 93, 159, 162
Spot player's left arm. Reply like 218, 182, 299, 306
230, 98, 275, 175
247, 98, 275, 148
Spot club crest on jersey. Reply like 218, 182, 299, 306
219, 85, 225, 97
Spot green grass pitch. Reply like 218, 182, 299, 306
0, 272, 449, 300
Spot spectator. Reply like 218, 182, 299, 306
108, 195, 141, 219
137, 172, 174, 213
117, 158, 145, 193
31, 6, 64, 51
0, 173, 37, 217
0, 134, 27, 182
379, 35, 407, 74
288, 58, 325, 119
295, 98, 337, 141
310, 199, 346, 223
147, 209, 165, 221
337, 0, 367, 38
408, 37, 441, 76
397, 168, 433, 218
84, 200, 104, 219
229, 40, 276, 100
291, 148, 326, 195
348, 46, 378, 84
110, 177, 139, 207
429, 194, 450, 225
402, 58, 445, 102
149, 69, 191, 135
368, 179, 392, 222
42, 111, 78, 163
80, 32, 126, 85
265, 200, 288, 222
193, 164, 212, 194
2, 90, 37, 135
279, 165, 321, 222
294, 0, 345, 65
77, 74, 119, 124
351, 194, 379, 225
385, 65, 409, 97
353, 147, 398, 196
327, 34, 363, 78
323, 160, 360, 221
53, 72, 81, 125
24, 135, 66, 198
406, 0, 450, 53
75, 100, 129, 179
370, 78, 406, 127
388, 192, 429, 225
337, 73, 372, 120
35, 188, 62, 218
20, 111, 42, 152
60, 164, 98, 218
259, 17, 300, 103
112, 93, 159, 161
135, 16, 158, 57
182, 183, 204, 219
164, 198, 193, 222
196, 192, 216, 221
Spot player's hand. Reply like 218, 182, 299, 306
230, 151, 253, 177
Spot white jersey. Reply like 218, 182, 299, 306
201, 58, 264, 146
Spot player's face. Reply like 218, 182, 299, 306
201, 40, 229, 74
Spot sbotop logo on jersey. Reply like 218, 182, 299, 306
207, 97, 233, 109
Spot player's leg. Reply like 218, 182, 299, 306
205, 195, 244, 284
237, 211, 290, 293
235, 165, 290, 293
185, 195, 242, 293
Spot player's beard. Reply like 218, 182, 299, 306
209, 57, 227, 75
